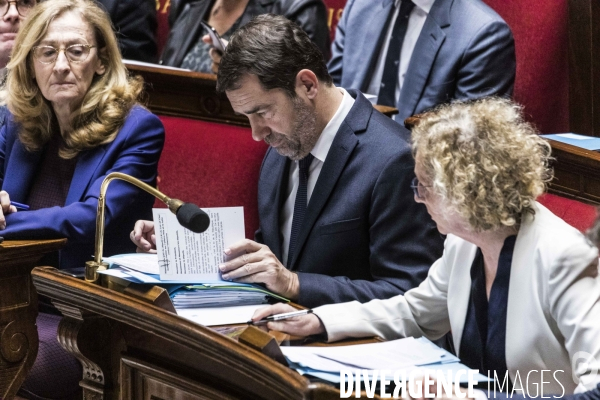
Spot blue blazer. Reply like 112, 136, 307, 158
0, 106, 165, 270
329, 0, 516, 122
255, 90, 444, 308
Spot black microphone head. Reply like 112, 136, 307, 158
176, 203, 210, 233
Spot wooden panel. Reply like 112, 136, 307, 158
0, 239, 67, 400
569, 0, 600, 136
126, 62, 398, 125
126, 63, 250, 127
547, 139, 600, 203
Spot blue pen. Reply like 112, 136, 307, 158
10, 201, 30, 211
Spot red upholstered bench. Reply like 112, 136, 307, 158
538, 193, 597, 233
155, 115, 266, 239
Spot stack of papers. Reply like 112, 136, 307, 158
281, 337, 490, 384
99, 255, 287, 309
171, 283, 288, 308
97, 207, 288, 321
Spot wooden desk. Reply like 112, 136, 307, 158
30, 266, 358, 400
125, 62, 399, 123
0, 239, 67, 400
546, 139, 600, 204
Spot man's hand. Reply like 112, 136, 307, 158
251, 303, 325, 336
201, 34, 229, 74
0, 190, 17, 230
130, 220, 157, 253
219, 239, 300, 300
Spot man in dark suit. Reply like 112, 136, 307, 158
97, 0, 157, 62
132, 14, 443, 308
329, 0, 516, 123
216, 14, 444, 308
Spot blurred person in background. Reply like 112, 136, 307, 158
160, 0, 330, 73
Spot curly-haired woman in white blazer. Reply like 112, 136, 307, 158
253, 97, 600, 396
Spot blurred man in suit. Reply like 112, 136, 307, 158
0, 0, 35, 71
97, 0, 157, 62
132, 14, 444, 308
329, 0, 515, 122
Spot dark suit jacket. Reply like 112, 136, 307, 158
97, 0, 158, 62
0, 106, 165, 269
255, 90, 444, 308
329, 0, 516, 122
159, 0, 330, 67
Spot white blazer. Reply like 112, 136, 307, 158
314, 203, 600, 394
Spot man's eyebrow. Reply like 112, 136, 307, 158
242, 104, 269, 115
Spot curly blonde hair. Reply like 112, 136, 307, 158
411, 97, 553, 231
0, 0, 143, 159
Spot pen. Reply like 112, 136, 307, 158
10, 201, 30, 211
248, 309, 313, 325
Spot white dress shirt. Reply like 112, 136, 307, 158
366, 0, 435, 102
280, 88, 355, 266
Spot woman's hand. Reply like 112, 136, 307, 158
130, 220, 157, 253
202, 34, 229, 74
251, 303, 326, 337
0, 190, 17, 230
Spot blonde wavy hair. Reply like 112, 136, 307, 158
0, 0, 143, 159
411, 97, 553, 231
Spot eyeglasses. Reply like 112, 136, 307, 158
0, 0, 35, 17
32, 44, 95, 64
411, 177, 432, 199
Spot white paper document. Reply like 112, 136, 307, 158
282, 337, 457, 372
176, 304, 265, 326
153, 207, 245, 282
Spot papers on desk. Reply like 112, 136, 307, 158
176, 304, 266, 326
541, 133, 600, 150
99, 207, 288, 311
282, 337, 490, 384
98, 263, 287, 309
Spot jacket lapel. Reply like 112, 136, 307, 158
397, 0, 451, 120
355, 0, 396, 92
3, 141, 42, 202
65, 146, 106, 205
260, 151, 289, 261
288, 91, 369, 269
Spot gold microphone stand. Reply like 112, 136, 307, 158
85, 172, 185, 283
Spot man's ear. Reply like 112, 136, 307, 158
295, 69, 319, 100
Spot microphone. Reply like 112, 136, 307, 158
176, 203, 210, 233
85, 172, 210, 282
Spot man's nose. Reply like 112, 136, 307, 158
3, 3, 20, 22
249, 117, 269, 142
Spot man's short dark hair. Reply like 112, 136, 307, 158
217, 14, 333, 97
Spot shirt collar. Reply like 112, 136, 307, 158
395, 0, 435, 14
310, 87, 355, 163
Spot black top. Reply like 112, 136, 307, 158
460, 235, 517, 385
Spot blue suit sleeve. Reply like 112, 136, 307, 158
2, 109, 165, 243
328, 0, 356, 85
296, 145, 443, 307
455, 20, 516, 99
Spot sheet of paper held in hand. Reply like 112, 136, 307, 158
153, 207, 245, 282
